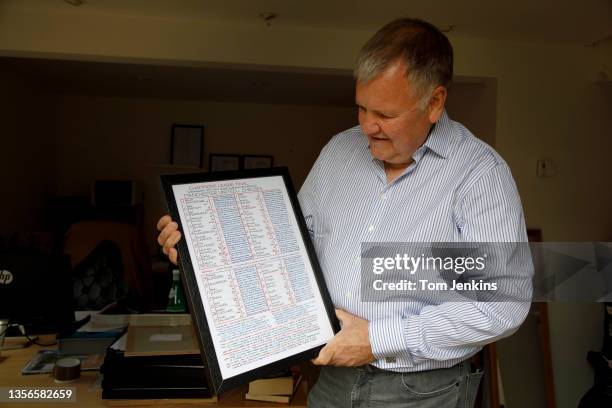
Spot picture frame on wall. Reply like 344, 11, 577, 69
242, 155, 274, 170
209, 154, 241, 172
171, 124, 204, 168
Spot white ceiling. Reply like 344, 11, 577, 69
2, 0, 611, 45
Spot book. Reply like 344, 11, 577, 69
248, 375, 294, 395
244, 393, 292, 403
245, 375, 302, 403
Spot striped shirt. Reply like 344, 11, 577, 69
298, 110, 533, 372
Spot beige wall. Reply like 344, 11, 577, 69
1, 5, 611, 406
446, 79, 497, 147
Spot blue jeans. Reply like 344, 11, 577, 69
307, 360, 483, 408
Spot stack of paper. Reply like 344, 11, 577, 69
124, 314, 199, 357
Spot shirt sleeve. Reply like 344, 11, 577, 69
368, 163, 534, 365
298, 136, 336, 238
298, 152, 323, 238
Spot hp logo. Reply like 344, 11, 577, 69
0, 270, 14, 285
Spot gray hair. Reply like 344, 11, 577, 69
354, 18, 453, 108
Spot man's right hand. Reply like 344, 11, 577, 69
157, 215, 182, 265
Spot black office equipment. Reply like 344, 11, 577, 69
0, 251, 74, 336
101, 348, 212, 399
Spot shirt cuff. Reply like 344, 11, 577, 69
368, 317, 412, 364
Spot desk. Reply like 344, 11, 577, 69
0, 344, 308, 407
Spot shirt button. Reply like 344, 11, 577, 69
380, 193, 386, 200
368, 225, 375, 232
345, 292, 352, 299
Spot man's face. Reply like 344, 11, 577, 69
355, 61, 435, 167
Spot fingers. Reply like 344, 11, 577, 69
163, 230, 182, 257
168, 248, 178, 265
335, 309, 349, 323
312, 345, 333, 366
158, 221, 179, 246
156, 215, 173, 231
157, 214, 181, 265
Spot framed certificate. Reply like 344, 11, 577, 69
160, 168, 339, 394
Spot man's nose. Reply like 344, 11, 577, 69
360, 112, 380, 136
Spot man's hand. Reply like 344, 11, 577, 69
312, 309, 375, 367
156, 215, 181, 265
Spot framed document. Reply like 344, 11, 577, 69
170, 124, 204, 168
208, 154, 241, 172
160, 168, 339, 394
242, 155, 274, 169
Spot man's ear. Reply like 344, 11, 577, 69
427, 86, 447, 123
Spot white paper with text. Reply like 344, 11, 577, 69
172, 176, 334, 379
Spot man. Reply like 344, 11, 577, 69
158, 18, 532, 407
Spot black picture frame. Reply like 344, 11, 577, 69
242, 155, 274, 170
171, 124, 204, 168
208, 154, 241, 172
160, 168, 339, 394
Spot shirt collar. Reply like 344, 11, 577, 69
422, 110, 452, 159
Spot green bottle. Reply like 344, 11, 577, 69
166, 269, 187, 313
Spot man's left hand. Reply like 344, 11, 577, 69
312, 309, 375, 367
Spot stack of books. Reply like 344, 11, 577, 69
245, 373, 303, 403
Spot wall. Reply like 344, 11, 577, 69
445, 79, 497, 147
0, 68, 57, 244
53, 94, 357, 249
